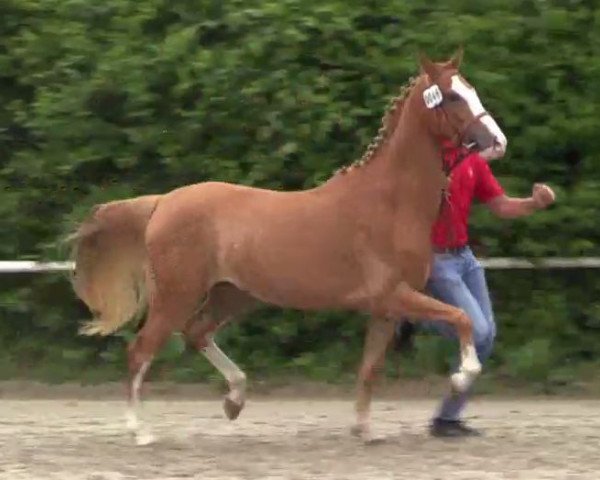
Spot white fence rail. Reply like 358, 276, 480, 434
2, 258, 600, 273
0, 261, 74, 273
478, 257, 600, 270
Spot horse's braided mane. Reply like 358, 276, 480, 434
334, 75, 419, 176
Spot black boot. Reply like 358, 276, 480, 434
429, 418, 482, 438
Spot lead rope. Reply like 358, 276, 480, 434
437, 143, 470, 246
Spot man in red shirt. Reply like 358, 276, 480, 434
396, 140, 556, 438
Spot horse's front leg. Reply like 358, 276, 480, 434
384, 282, 481, 392
352, 315, 396, 444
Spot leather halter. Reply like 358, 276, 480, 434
438, 109, 489, 176
422, 79, 492, 220
427, 83, 492, 243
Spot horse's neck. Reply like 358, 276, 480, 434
391, 115, 443, 200
362, 102, 444, 215
320, 89, 444, 224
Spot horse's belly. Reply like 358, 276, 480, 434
226, 247, 366, 311
217, 221, 366, 310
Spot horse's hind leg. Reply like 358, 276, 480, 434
184, 283, 258, 420
125, 305, 174, 445
352, 316, 395, 444
126, 263, 209, 445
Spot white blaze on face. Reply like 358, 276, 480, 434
450, 75, 507, 160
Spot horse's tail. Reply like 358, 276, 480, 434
66, 194, 161, 336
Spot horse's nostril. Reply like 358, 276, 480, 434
493, 137, 506, 153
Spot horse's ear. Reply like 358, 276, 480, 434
418, 51, 439, 80
449, 45, 464, 69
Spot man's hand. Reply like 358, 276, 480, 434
487, 183, 556, 218
532, 183, 556, 209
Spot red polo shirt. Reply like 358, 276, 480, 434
431, 143, 505, 249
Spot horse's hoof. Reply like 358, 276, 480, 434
223, 396, 244, 420
364, 435, 386, 445
350, 424, 364, 437
125, 415, 138, 431
350, 424, 384, 444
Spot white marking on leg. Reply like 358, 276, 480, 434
352, 411, 371, 439
451, 344, 482, 392
450, 371, 470, 392
126, 360, 156, 445
126, 360, 149, 429
352, 412, 385, 444
202, 336, 247, 404
125, 409, 138, 431
461, 344, 481, 375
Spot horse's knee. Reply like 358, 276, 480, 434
184, 318, 218, 350
127, 333, 153, 373
453, 309, 473, 337
359, 363, 378, 384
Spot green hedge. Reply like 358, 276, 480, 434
1, 0, 599, 390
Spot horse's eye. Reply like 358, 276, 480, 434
446, 92, 462, 103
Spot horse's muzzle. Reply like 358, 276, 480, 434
478, 137, 506, 161
462, 128, 505, 160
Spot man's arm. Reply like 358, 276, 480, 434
486, 183, 556, 219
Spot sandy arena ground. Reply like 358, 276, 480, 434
0, 385, 599, 480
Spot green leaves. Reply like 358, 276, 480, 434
5, 0, 595, 262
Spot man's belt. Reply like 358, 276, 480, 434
432, 245, 469, 254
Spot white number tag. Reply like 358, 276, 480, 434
423, 84, 443, 109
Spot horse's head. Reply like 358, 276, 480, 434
417, 48, 507, 161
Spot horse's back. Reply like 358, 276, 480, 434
172, 180, 282, 198
143, 180, 297, 266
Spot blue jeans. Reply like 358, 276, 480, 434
401, 247, 496, 421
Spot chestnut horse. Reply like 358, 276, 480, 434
68, 49, 507, 445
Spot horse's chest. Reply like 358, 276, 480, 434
346, 218, 431, 303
